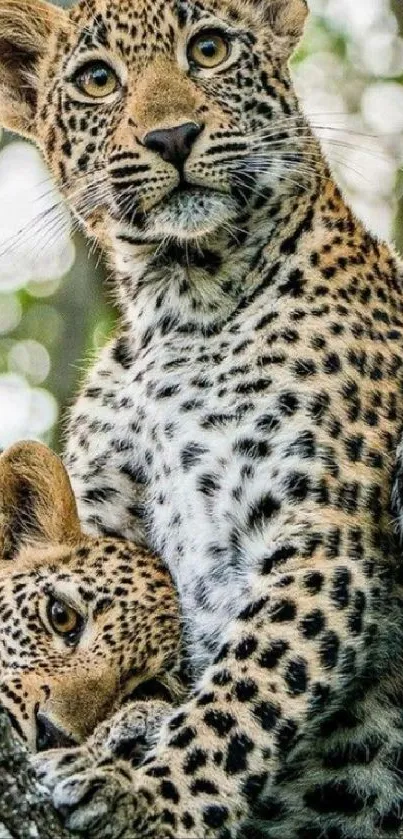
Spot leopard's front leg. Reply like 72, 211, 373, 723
40, 546, 401, 838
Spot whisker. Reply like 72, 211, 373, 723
0, 175, 108, 261
247, 111, 392, 140
236, 156, 372, 187
0, 202, 66, 258
231, 167, 313, 196
250, 132, 391, 164
228, 157, 330, 181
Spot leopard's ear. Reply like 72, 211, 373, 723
0, 0, 65, 137
0, 441, 81, 561
264, 0, 308, 53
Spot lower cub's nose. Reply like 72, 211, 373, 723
35, 710, 77, 752
143, 122, 203, 169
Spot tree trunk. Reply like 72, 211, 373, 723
391, 0, 403, 35
0, 706, 71, 838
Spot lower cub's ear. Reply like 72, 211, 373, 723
0, 0, 65, 137
264, 0, 308, 53
0, 441, 81, 561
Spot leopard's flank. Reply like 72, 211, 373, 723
1, 0, 403, 836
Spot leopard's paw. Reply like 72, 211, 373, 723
32, 743, 96, 793
35, 754, 141, 836
53, 766, 135, 834
90, 699, 171, 763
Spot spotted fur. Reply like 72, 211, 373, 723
0, 442, 182, 752
1, 0, 403, 836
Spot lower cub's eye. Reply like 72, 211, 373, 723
73, 60, 119, 98
188, 31, 230, 69
47, 597, 83, 642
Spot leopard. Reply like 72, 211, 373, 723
1, 0, 403, 837
0, 440, 183, 755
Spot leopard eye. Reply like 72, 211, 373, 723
73, 60, 119, 98
47, 597, 83, 643
188, 31, 230, 69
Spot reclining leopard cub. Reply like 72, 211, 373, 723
1, 0, 403, 836
0, 442, 183, 757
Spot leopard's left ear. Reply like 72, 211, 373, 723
0, 0, 66, 137
0, 441, 81, 561
264, 0, 308, 54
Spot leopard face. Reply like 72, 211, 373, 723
0, 442, 181, 752
0, 0, 308, 249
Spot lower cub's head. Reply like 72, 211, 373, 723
0, 441, 181, 752
0, 0, 308, 249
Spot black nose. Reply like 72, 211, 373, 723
143, 122, 203, 169
35, 710, 76, 752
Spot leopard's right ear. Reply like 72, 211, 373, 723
0, 0, 66, 137
0, 441, 81, 561
264, 0, 308, 54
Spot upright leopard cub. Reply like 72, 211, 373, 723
1, 0, 403, 837
0, 442, 182, 754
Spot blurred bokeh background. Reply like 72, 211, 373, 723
0, 0, 402, 451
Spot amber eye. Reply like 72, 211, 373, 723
47, 598, 83, 642
73, 60, 119, 98
188, 31, 230, 69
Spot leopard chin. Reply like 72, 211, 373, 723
143, 188, 239, 242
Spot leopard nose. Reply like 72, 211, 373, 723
35, 710, 77, 752
143, 122, 203, 169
